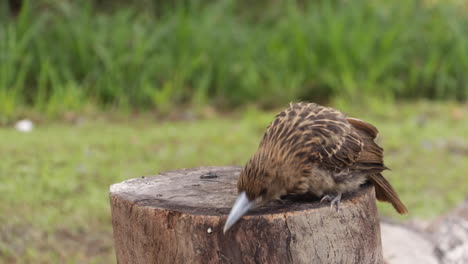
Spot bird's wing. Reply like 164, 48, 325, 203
347, 118, 407, 214
294, 103, 364, 170
346, 117, 387, 172
316, 116, 388, 175
260, 102, 386, 175
261, 103, 363, 171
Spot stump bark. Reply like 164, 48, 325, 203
109, 166, 383, 264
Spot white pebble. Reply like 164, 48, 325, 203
15, 119, 34, 132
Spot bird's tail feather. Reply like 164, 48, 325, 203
368, 173, 408, 214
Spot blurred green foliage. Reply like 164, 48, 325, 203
1, 0, 468, 121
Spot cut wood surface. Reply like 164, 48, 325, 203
109, 166, 383, 264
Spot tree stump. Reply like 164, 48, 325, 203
109, 166, 383, 264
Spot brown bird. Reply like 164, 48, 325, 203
224, 102, 407, 232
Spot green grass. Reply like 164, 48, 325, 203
1, 0, 468, 121
1, 101, 467, 263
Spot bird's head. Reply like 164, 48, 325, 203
223, 158, 286, 233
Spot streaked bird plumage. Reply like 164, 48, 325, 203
224, 102, 407, 233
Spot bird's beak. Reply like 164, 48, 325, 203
223, 192, 255, 233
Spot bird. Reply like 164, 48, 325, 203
224, 102, 407, 233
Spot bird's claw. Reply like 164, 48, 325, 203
320, 195, 333, 203
320, 193, 342, 212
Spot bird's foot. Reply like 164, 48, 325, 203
320, 193, 342, 212
320, 195, 333, 203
